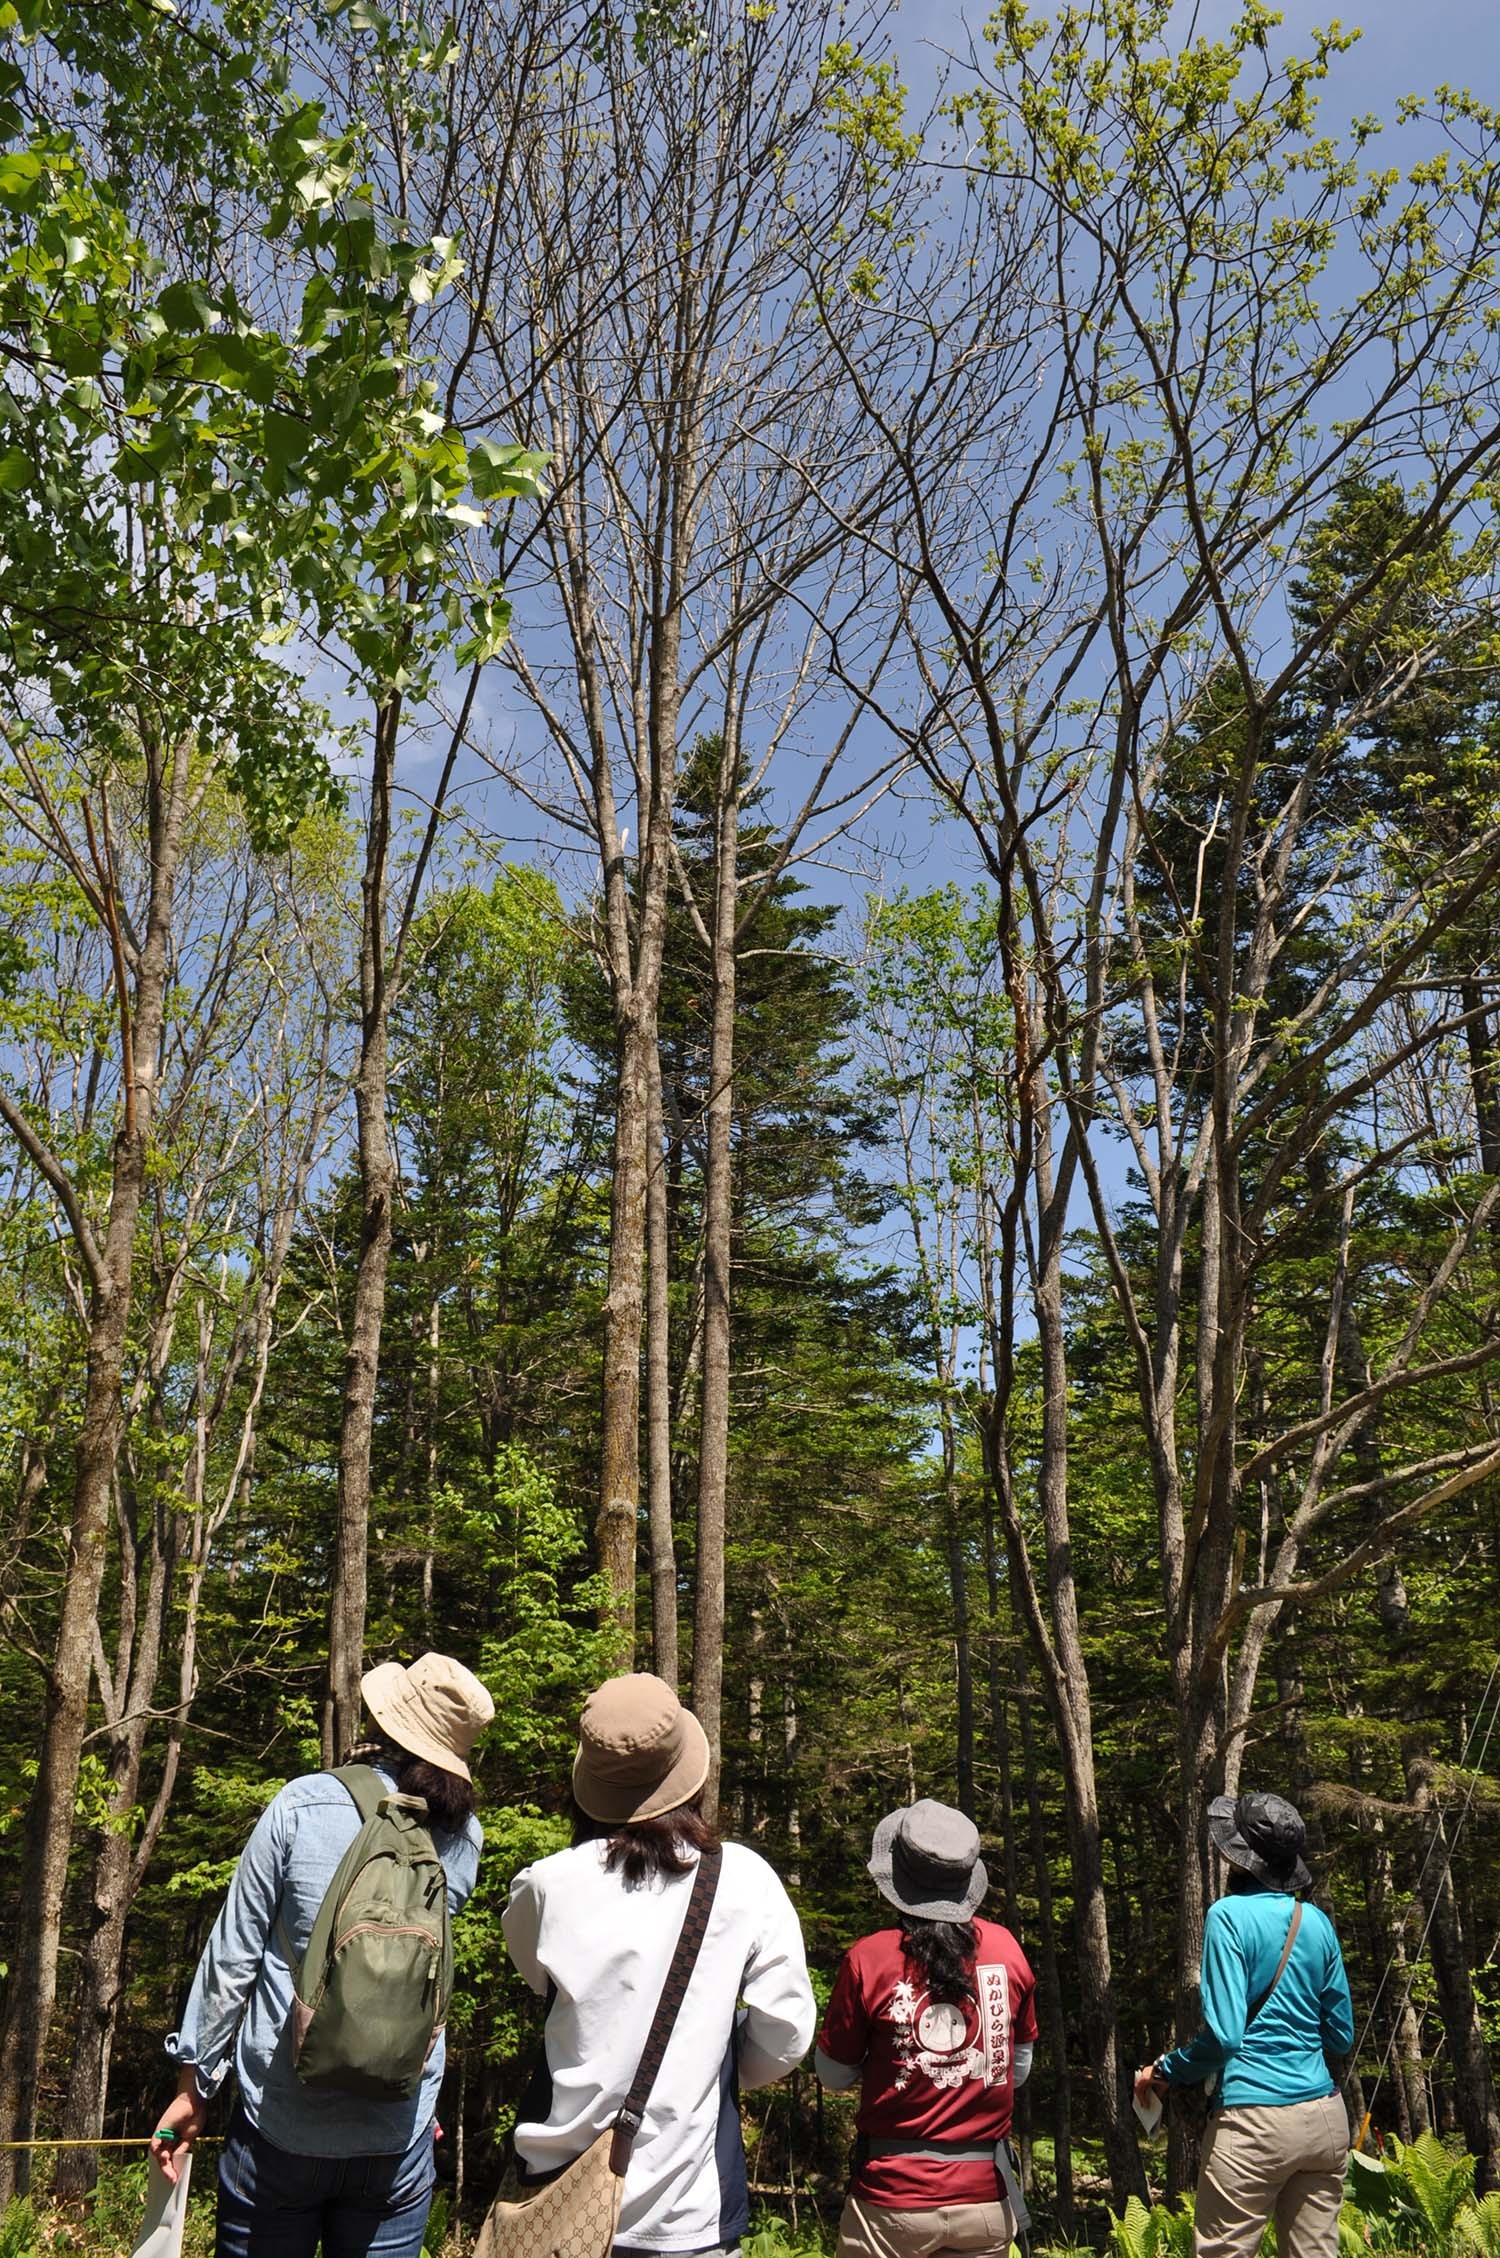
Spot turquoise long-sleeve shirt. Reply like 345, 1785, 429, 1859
1158, 1884, 1355, 2108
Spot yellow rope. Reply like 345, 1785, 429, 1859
0, 2137, 221, 2150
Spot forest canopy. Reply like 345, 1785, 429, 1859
1, 0, 1498, 2244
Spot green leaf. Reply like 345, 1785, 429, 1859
157, 278, 216, 333
467, 438, 550, 502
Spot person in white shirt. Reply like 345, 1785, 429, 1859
503, 1673, 817, 2257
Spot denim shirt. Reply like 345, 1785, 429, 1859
167, 1769, 482, 2155
1158, 1885, 1355, 2109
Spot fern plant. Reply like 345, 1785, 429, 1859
1454, 2193, 1500, 2258
1107, 2195, 1156, 2258
1390, 2132, 1479, 2246
0, 2199, 37, 2258
1106, 2193, 1197, 2258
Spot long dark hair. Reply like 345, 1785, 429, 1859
571, 1796, 721, 1887
349, 1738, 477, 1834
899, 1914, 978, 2006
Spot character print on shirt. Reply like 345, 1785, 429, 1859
889, 1965, 1012, 2091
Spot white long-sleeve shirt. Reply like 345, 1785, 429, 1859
504, 1838, 815, 2250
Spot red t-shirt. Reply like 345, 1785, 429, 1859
817, 1919, 1037, 2209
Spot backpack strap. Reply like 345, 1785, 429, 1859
608, 1845, 723, 2175
1247, 1901, 1303, 2029
336, 1763, 393, 1824
294, 1768, 410, 1993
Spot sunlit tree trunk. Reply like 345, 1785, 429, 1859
645, 1037, 677, 1683
691, 772, 738, 1811
0, 733, 189, 2196
325, 689, 401, 1762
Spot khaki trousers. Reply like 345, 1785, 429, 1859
1195, 2094, 1349, 2258
836, 2190, 1017, 2258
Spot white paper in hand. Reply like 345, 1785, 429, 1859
1133, 2089, 1164, 2138
133, 2151, 193, 2258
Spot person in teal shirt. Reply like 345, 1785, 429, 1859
1134, 1793, 1355, 2258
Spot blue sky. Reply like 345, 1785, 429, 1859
899, 0, 1495, 109
365, 0, 1500, 1017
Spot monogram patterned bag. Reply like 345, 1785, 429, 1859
475, 2130, 623, 2258
478, 1847, 723, 2258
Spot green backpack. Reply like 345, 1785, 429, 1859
287, 1765, 453, 2099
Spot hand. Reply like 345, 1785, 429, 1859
1133, 2063, 1168, 2109
150, 2077, 207, 2186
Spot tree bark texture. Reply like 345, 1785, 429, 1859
691, 777, 738, 1817
325, 691, 400, 1765
941, 1414, 975, 1819
0, 737, 188, 2197
645, 1035, 678, 1684
1017, 1663, 1074, 2235
597, 1003, 650, 1656
595, 678, 679, 1654
1404, 1738, 1500, 2188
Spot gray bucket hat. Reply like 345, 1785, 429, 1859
1209, 1791, 1312, 1892
869, 1798, 988, 1921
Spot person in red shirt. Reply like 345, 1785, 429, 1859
816, 1799, 1038, 2258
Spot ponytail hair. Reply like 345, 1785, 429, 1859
899, 1913, 978, 2005
347, 1738, 478, 1834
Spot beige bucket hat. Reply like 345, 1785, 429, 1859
361, 1652, 495, 1781
572, 1672, 710, 1824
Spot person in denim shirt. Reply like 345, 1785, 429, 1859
148, 1655, 493, 2258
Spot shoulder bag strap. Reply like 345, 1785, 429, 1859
609, 1845, 723, 2174
1247, 1900, 1303, 2029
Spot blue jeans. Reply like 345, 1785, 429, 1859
217, 2107, 437, 2258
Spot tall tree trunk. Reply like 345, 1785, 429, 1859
1028, 1262, 1141, 2202
690, 778, 738, 1816
1365, 1827, 1430, 2141
325, 691, 400, 1764
0, 738, 188, 2197
599, 1002, 650, 1653
53, 1191, 301, 2196
941, 1413, 975, 1818
423, 1285, 441, 1633
597, 757, 678, 1655
645, 1034, 677, 1683
1016, 1661, 1074, 2235
52, 1466, 174, 2198
979, 1485, 1019, 1925
0, 1416, 55, 1635
782, 1634, 802, 1893
1404, 1736, 1500, 2189
743, 1606, 765, 1838
1461, 979, 1500, 1177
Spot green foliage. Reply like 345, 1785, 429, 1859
1346, 2135, 1480, 2251
0, 2200, 36, 2258
743, 2216, 833, 2258
0, 0, 546, 853
421, 2191, 449, 2254
474, 1443, 618, 1771
1107, 2192, 1200, 2258
1120, 2144, 1500, 2258
1454, 2195, 1500, 2258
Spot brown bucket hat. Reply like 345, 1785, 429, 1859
572, 1673, 711, 1824
360, 1652, 495, 1782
